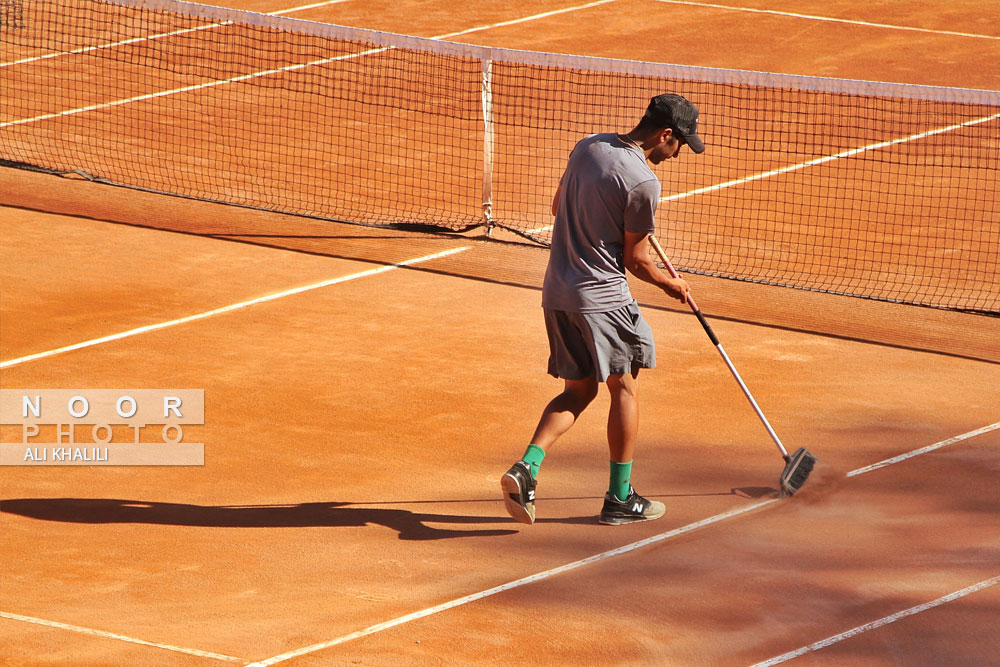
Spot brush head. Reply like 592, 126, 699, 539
779, 447, 818, 497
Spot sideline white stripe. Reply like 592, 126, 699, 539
661, 111, 1000, 203
243, 498, 778, 666
0, 42, 400, 129
847, 421, 1000, 477
243, 423, 997, 665
531, 110, 1000, 233
0, 611, 243, 662
1, 0, 614, 71
0, 21, 231, 69
0, 0, 351, 68
0, 247, 470, 369
750, 575, 1000, 666
651, 0, 1000, 40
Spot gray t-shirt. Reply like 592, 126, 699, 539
541, 133, 660, 313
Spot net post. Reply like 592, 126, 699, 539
481, 56, 495, 236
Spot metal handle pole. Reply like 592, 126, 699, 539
647, 235, 790, 459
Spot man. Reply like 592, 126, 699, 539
502, 93, 705, 526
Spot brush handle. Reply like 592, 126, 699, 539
647, 234, 790, 460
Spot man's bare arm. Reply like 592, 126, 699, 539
623, 231, 690, 303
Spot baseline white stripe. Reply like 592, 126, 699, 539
432, 0, 617, 39
751, 575, 1000, 666
243, 498, 778, 666
847, 421, 1000, 477
661, 111, 1000, 203
0, 611, 243, 662
0, 247, 470, 369
268, 0, 353, 16
651, 0, 1000, 40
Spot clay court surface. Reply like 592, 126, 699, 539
1, 0, 998, 665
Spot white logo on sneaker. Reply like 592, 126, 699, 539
528, 490, 535, 501
632, 502, 643, 513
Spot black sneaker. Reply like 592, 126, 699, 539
501, 461, 536, 525
599, 486, 665, 525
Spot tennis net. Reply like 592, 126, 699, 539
2, 0, 998, 314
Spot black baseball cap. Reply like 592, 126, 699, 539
644, 94, 705, 154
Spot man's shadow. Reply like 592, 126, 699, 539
0, 488, 774, 541
0, 498, 529, 541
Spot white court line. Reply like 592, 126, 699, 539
0, 21, 230, 69
650, 0, 1000, 40
847, 421, 1000, 477
0, 0, 352, 68
268, 0, 354, 16
524, 109, 1000, 236
661, 111, 1000, 203
750, 575, 1000, 666
0, 246, 469, 369
0, 42, 398, 129
243, 423, 997, 665
0, 611, 243, 662
243, 498, 779, 666
0, 0, 614, 73
525, 224, 554, 235
431, 0, 617, 40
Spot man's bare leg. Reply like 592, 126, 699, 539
606, 371, 639, 463
529, 377, 600, 450
502, 377, 598, 524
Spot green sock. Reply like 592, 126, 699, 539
609, 460, 633, 501
521, 444, 546, 479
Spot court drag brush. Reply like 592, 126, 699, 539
649, 235, 818, 497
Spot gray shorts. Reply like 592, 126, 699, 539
544, 302, 656, 382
